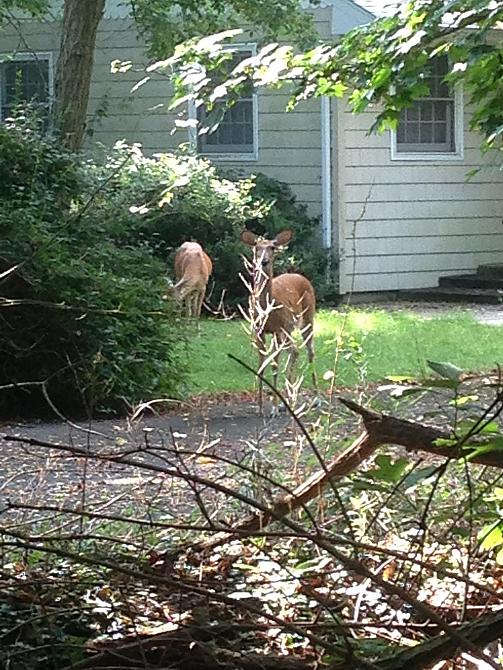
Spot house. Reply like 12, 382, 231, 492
1, 0, 502, 296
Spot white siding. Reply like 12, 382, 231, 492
336, 103, 503, 293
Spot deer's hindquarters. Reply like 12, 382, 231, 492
173, 242, 212, 319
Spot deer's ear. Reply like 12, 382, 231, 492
240, 230, 257, 246
273, 229, 293, 247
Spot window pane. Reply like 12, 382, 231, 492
406, 122, 420, 143
434, 122, 447, 143
1, 59, 49, 119
396, 56, 456, 154
232, 124, 243, 144
407, 105, 419, 121
434, 100, 447, 120
420, 101, 433, 121
205, 131, 219, 146
244, 124, 253, 144
198, 97, 255, 154
419, 123, 433, 144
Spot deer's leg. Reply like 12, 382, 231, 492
302, 321, 317, 388
283, 332, 299, 384
188, 291, 198, 319
271, 332, 282, 392
195, 289, 204, 321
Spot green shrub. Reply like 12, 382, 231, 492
0, 118, 187, 417
88, 143, 328, 307
87, 143, 260, 307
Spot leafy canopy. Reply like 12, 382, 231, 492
164, 0, 503, 156
130, 0, 317, 57
0, 0, 315, 54
0, 0, 49, 20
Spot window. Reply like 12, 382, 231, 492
392, 57, 463, 160
193, 46, 258, 160
0, 53, 52, 121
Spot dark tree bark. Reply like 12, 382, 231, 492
54, 0, 105, 151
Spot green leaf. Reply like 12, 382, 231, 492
478, 522, 503, 551
366, 455, 409, 483
478, 421, 501, 435
427, 360, 464, 382
294, 556, 331, 573
449, 394, 478, 407
402, 465, 438, 488
463, 436, 503, 461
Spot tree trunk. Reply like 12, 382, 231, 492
54, 0, 105, 151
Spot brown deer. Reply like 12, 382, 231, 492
240, 229, 316, 401
171, 242, 212, 319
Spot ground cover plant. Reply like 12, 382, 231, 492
186, 307, 503, 395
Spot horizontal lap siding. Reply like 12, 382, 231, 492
216, 92, 323, 217
338, 103, 503, 293
88, 19, 180, 151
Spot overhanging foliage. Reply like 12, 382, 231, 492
163, 0, 503, 158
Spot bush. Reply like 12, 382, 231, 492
0, 118, 187, 417
86, 143, 261, 308
89, 144, 328, 307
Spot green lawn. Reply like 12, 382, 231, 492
185, 307, 503, 394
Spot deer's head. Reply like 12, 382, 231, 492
240, 229, 293, 282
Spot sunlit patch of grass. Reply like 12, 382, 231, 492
184, 307, 503, 395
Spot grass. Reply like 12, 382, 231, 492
185, 306, 503, 395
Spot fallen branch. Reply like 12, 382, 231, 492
4, 417, 500, 669
169, 395, 503, 558
65, 622, 318, 670
338, 396, 503, 469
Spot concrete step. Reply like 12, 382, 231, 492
439, 274, 503, 289
477, 263, 503, 278
399, 286, 503, 305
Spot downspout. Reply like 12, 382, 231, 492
321, 96, 332, 251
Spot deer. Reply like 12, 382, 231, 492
170, 241, 212, 320
240, 229, 316, 407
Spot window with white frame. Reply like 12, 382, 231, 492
392, 56, 462, 159
196, 46, 257, 159
0, 54, 52, 121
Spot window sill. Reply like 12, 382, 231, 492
390, 150, 464, 162
199, 151, 258, 162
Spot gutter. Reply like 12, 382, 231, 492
321, 95, 332, 249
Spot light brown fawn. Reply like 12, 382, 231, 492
171, 242, 212, 319
240, 229, 316, 401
